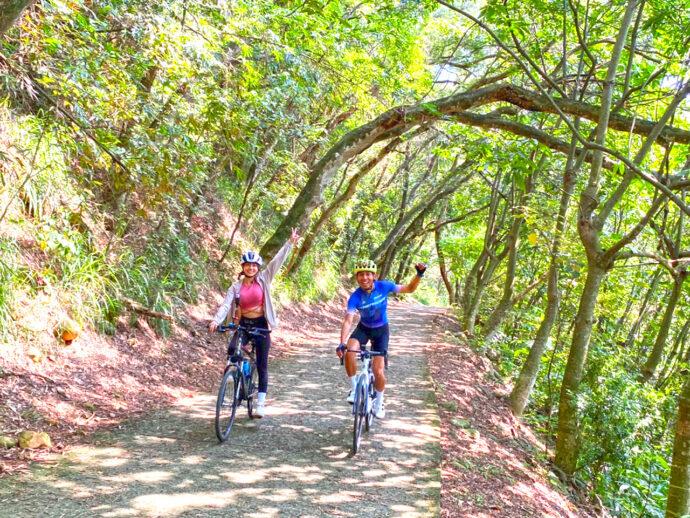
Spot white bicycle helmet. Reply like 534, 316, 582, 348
241, 250, 263, 266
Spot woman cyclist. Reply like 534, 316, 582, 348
209, 228, 300, 417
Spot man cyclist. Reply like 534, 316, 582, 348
336, 259, 427, 419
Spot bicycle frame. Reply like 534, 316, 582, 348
219, 322, 268, 370
214, 323, 269, 441
345, 347, 386, 453
352, 354, 374, 417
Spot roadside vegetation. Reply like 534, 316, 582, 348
2, 1, 690, 516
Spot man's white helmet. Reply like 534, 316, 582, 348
241, 251, 263, 266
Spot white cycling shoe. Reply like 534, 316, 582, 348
254, 402, 265, 418
373, 396, 385, 419
347, 391, 356, 404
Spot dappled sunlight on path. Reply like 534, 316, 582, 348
0, 304, 441, 517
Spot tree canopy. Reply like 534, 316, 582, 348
2, 0, 690, 515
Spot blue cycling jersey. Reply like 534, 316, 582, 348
347, 280, 401, 328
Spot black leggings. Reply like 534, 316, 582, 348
239, 316, 271, 394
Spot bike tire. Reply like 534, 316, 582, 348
352, 381, 366, 454
247, 363, 259, 418
215, 367, 241, 442
365, 381, 375, 431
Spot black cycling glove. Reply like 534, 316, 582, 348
415, 263, 427, 277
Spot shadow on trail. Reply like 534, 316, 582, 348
0, 304, 440, 517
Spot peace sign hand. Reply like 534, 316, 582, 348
289, 228, 301, 245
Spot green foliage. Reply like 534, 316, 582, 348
2, 1, 690, 515
279, 250, 340, 304
580, 367, 672, 517
117, 220, 205, 337
0, 238, 23, 337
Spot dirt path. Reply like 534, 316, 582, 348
0, 305, 442, 517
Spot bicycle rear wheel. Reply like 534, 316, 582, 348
246, 363, 259, 418
215, 367, 241, 442
352, 381, 366, 453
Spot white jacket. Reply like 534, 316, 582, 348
212, 240, 293, 329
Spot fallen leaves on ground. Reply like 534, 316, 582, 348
426, 313, 598, 518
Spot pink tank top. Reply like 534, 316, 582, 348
239, 281, 264, 311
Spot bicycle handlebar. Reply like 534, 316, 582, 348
339, 347, 388, 366
217, 323, 271, 335
345, 348, 386, 357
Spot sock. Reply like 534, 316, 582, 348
258, 392, 266, 405
375, 390, 384, 401
350, 376, 357, 392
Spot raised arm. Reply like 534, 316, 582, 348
263, 228, 300, 281
397, 263, 427, 294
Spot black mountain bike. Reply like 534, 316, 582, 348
341, 347, 387, 454
214, 323, 269, 442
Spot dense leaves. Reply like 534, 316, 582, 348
2, 0, 690, 516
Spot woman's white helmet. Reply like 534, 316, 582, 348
241, 250, 263, 266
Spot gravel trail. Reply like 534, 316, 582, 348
0, 304, 442, 517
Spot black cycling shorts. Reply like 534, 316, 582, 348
350, 323, 390, 355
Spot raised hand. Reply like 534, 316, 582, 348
414, 263, 427, 277
289, 227, 301, 245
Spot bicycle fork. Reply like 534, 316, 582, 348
352, 374, 373, 416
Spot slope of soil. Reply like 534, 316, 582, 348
0, 289, 345, 474
425, 312, 597, 517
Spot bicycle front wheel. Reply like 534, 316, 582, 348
352, 382, 367, 454
215, 367, 241, 442
247, 364, 259, 418
365, 382, 375, 431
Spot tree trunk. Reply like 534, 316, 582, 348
612, 281, 640, 338
510, 259, 559, 416
463, 249, 507, 335
220, 136, 278, 263
340, 211, 367, 272
553, 0, 641, 477
481, 216, 522, 341
435, 224, 454, 302
666, 375, 690, 518
378, 242, 400, 280
462, 248, 489, 332
625, 268, 663, 347
641, 273, 687, 381
394, 245, 413, 284
0, 0, 34, 36
511, 148, 577, 416
657, 318, 690, 390
371, 163, 473, 263
286, 137, 402, 274
462, 173, 505, 333
554, 264, 606, 475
